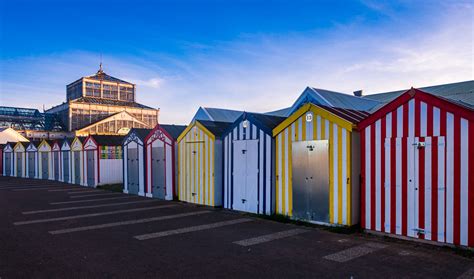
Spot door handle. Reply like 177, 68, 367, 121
242, 199, 246, 203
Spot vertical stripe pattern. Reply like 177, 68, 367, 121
361, 98, 473, 247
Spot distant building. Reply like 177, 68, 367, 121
0, 127, 29, 144
46, 64, 159, 136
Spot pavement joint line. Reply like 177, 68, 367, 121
233, 228, 309, 247
70, 192, 122, 199
23, 200, 158, 215
11, 187, 73, 191
0, 185, 62, 189
323, 242, 388, 263
49, 210, 211, 235
134, 218, 253, 240
49, 188, 99, 192
14, 204, 178, 225
50, 196, 135, 205
67, 190, 101, 194
457, 267, 474, 279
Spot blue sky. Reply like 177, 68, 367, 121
0, 0, 472, 124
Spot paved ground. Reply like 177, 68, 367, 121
0, 177, 473, 278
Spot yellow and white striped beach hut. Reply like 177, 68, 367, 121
177, 120, 231, 206
272, 103, 369, 226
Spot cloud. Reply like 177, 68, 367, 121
0, 1, 472, 125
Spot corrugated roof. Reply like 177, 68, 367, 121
287, 87, 382, 116
193, 107, 243, 123
318, 105, 370, 124
364, 80, 474, 110
264, 107, 291, 117
160, 124, 187, 140
71, 97, 155, 109
246, 112, 286, 130
198, 120, 232, 138
90, 135, 125, 146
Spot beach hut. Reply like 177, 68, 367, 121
71, 137, 85, 185
177, 120, 231, 206
13, 142, 28, 178
60, 139, 72, 183
38, 140, 53, 180
51, 141, 61, 181
272, 103, 369, 226
123, 128, 152, 196
222, 113, 285, 215
3, 143, 14, 176
83, 135, 124, 187
358, 88, 474, 247
144, 124, 186, 200
25, 141, 40, 179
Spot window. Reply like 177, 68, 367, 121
119, 86, 134, 101
85, 82, 101, 97
103, 84, 118, 100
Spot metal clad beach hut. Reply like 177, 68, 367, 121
83, 135, 124, 187
123, 128, 151, 196
273, 103, 369, 226
358, 87, 474, 247
178, 120, 231, 206
13, 142, 28, 178
51, 141, 61, 181
71, 137, 85, 185
3, 143, 14, 176
61, 139, 72, 183
223, 113, 285, 215
38, 140, 53, 180
145, 124, 186, 200
26, 141, 40, 179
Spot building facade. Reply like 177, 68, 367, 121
45, 65, 159, 136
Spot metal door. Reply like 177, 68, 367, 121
28, 152, 35, 178
292, 141, 310, 220
410, 136, 445, 239
307, 140, 330, 222
86, 150, 95, 187
53, 152, 60, 180
292, 140, 329, 222
232, 140, 246, 212
127, 147, 139, 194
73, 151, 81, 184
62, 151, 70, 182
245, 140, 259, 214
16, 153, 22, 177
152, 146, 166, 199
4, 153, 11, 176
41, 152, 49, 179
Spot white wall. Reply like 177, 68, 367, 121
99, 159, 123, 185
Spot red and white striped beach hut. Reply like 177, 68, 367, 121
358, 88, 474, 247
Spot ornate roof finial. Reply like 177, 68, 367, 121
97, 53, 104, 75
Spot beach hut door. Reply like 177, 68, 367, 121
86, 151, 95, 186
74, 151, 81, 184
53, 152, 60, 180
152, 146, 166, 199
292, 140, 329, 223
28, 152, 35, 178
127, 147, 139, 194
409, 136, 445, 239
41, 152, 48, 179
16, 153, 22, 177
5, 153, 12, 176
63, 152, 70, 182
232, 140, 259, 213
